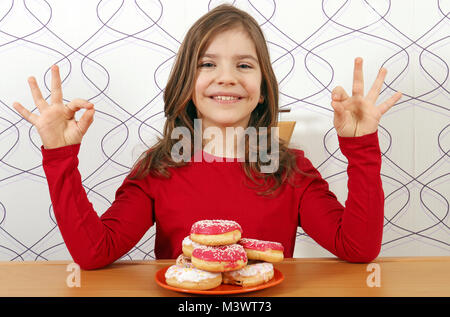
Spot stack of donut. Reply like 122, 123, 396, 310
164, 219, 284, 290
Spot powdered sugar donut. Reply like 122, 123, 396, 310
223, 262, 274, 287
190, 220, 242, 246
238, 238, 284, 262
191, 244, 247, 272
164, 265, 222, 290
176, 254, 194, 268
181, 235, 203, 258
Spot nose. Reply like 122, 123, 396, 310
215, 65, 237, 86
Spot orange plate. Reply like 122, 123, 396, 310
155, 266, 284, 295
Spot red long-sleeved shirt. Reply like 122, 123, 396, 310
42, 131, 384, 270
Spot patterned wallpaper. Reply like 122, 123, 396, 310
0, 0, 448, 261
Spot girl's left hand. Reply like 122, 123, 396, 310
331, 57, 402, 137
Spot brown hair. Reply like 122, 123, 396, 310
129, 4, 314, 196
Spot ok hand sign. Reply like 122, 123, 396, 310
13, 65, 95, 149
331, 57, 402, 137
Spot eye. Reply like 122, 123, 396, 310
199, 62, 215, 68
238, 64, 252, 69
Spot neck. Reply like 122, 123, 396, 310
198, 116, 255, 158
202, 127, 246, 158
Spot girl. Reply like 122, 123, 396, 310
13, 4, 402, 269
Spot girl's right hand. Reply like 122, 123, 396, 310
13, 65, 95, 149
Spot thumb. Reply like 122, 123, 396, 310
331, 86, 349, 102
331, 86, 349, 120
77, 107, 95, 135
331, 99, 346, 124
65, 99, 94, 119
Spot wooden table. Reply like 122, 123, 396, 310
0, 257, 449, 297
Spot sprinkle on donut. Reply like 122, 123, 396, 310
165, 265, 220, 282
165, 265, 222, 290
192, 244, 247, 262
190, 219, 243, 246
190, 219, 243, 235
191, 244, 248, 272
238, 238, 284, 252
222, 262, 275, 287
238, 238, 284, 262
165, 220, 283, 289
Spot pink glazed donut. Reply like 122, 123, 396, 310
238, 238, 284, 262
190, 219, 243, 246
191, 244, 248, 272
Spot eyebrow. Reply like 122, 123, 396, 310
201, 53, 259, 63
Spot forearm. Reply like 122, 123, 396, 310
42, 144, 153, 269
42, 144, 114, 269
335, 131, 384, 262
299, 131, 384, 263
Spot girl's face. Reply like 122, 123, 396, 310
192, 28, 263, 131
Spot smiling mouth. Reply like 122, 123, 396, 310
210, 95, 242, 103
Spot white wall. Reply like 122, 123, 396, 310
0, 0, 448, 261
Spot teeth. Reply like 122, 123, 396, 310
213, 95, 239, 101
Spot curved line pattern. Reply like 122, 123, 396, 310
0, 0, 448, 261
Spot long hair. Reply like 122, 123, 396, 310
129, 4, 314, 196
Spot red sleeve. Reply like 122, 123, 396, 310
297, 130, 384, 263
42, 144, 154, 270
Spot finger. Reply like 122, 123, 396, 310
51, 65, 63, 104
331, 86, 350, 102
331, 99, 345, 117
331, 99, 349, 134
27, 76, 48, 111
64, 99, 94, 119
367, 67, 387, 103
13, 102, 39, 125
352, 57, 364, 97
378, 91, 402, 115
77, 108, 95, 135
